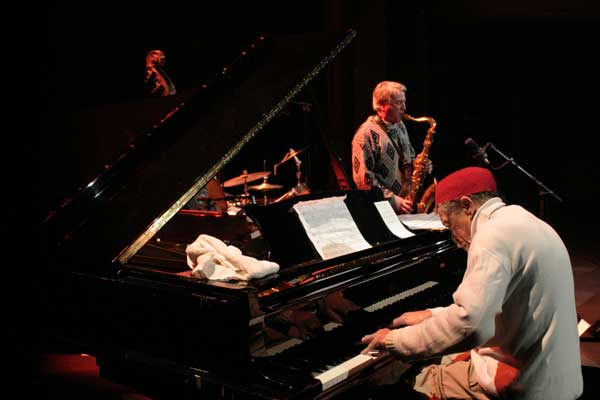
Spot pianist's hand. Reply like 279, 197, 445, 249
391, 310, 433, 328
360, 328, 391, 355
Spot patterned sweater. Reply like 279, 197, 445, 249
351, 115, 415, 198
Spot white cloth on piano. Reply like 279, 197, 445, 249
186, 234, 279, 281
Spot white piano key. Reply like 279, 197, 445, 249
315, 353, 377, 390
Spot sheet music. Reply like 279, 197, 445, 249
373, 201, 415, 239
293, 196, 371, 260
397, 212, 446, 231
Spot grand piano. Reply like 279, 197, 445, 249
42, 29, 466, 399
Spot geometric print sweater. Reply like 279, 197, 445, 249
351, 115, 415, 198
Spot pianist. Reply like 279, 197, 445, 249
361, 167, 583, 399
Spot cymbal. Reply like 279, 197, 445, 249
288, 147, 306, 159
223, 171, 271, 187
279, 147, 307, 164
247, 182, 285, 191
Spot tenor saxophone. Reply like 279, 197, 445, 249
403, 113, 437, 213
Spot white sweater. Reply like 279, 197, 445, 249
385, 198, 583, 399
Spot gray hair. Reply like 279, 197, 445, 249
372, 81, 407, 113
436, 191, 499, 215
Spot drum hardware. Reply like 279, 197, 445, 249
225, 193, 255, 208
248, 177, 284, 205
273, 147, 307, 176
223, 170, 271, 188
247, 182, 285, 191
272, 147, 311, 203
195, 194, 254, 202
223, 170, 271, 200
272, 183, 310, 203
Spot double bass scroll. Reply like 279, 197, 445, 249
145, 49, 176, 97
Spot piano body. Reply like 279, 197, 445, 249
42, 30, 466, 399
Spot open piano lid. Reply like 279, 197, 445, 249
44, 29, 357, 272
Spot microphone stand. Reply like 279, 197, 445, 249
485, 142, 562, 218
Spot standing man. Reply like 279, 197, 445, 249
351, 81, 426, 214
361, 167, 583, 399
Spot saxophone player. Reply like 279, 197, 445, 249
351, 81, 432, 214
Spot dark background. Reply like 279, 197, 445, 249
27, 0, 600, 390
37, 0, 600, 233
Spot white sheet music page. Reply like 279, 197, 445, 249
397, 212, 446, 231
292, 196, 371, 260
373, 201, 415, 239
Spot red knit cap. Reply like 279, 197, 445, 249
435, 167, 497, 206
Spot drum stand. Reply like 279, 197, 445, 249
273, 148, 310, 203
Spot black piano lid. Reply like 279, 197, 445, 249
44, 29, 357, 271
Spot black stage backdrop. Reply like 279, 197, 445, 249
36, 0, 600, 238
25, 0, 600, 388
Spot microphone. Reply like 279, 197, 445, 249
464, 137, 490, 165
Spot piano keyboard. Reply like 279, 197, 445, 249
306, 281, 440, 391
261, 278, 455, 396
314, 353, 377, 390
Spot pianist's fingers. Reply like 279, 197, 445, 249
391, 309, 433, 328
361, 332, 374, 344
360, 340, 378, 355
360, 328, 390, 354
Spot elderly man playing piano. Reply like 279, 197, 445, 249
361, 167, 583, 399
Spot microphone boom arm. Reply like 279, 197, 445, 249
486, 142, 563, 202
